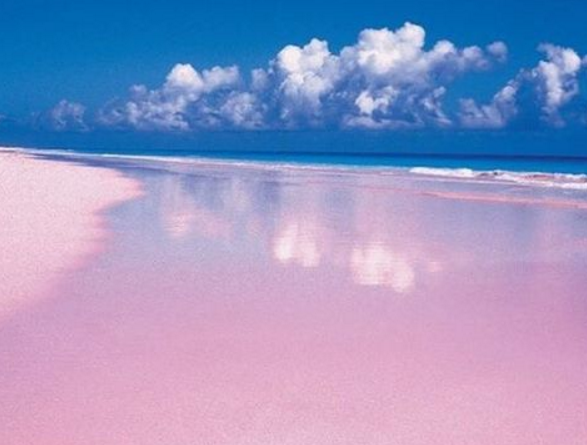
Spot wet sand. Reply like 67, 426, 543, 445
1, 153, 587, 445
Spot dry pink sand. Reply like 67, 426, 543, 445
0, 151, 141, 323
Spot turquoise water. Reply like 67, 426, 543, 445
23, 146, 587, 174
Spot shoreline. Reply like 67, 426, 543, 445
3, 145, 587, 191
0, 151, 142, 323
5, 147, 587, 213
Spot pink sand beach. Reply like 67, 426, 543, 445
1, 150, 587, 445
0, 151, 142, 323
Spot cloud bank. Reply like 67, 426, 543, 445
459, 44, 586, 128
46, 22, 587, 132
40, 100, 88, 131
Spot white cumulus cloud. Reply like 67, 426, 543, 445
535, 44, 583, 123
459, 44, 585, 128
99, 64, 241, 131
44, 100, 88, 131
98, 22, 506, 131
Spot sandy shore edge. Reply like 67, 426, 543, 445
0, 151, 142, 323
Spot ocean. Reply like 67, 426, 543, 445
5, 145, 587, 191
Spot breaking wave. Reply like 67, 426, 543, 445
409, 167, 587, 190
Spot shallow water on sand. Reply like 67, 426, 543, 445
2, 157, 587, 445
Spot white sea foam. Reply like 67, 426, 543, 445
409, 167, 587, 190
409, 167, 479, 179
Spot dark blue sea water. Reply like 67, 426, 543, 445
4, 127, 587, 175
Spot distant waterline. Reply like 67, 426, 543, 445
4, 145, 587, 190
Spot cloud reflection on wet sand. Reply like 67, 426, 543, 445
154, 168, 458, 294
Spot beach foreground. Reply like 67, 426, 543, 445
0, 152, 141, 323
1, 151, 587, 445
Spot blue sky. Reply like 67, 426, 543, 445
1, 0, 587, 154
